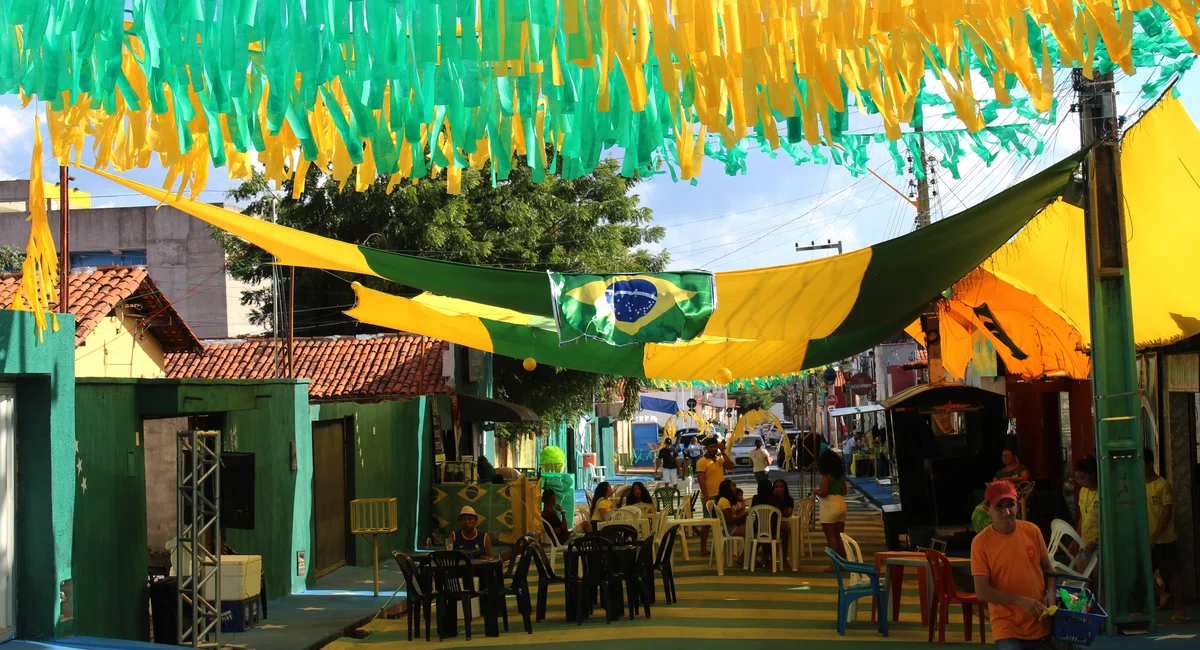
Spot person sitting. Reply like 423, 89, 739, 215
584, 481, 614, 534
541, 490, 570, 543
476, 455, 497, 482
621, 481, 656, 512
716, 479, 748, 537
447, 506, 494, 558
994, 449, 1031, 483
752, 479, 795, 568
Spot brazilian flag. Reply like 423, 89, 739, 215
549, 272, 717, 345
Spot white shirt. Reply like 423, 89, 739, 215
842, 437, 858, 455
750, 447, 771, 472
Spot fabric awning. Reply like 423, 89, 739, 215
455, 394, 540, 423
828, 404, 885, 418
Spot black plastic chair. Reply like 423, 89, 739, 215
654, 524, 682, 604
687, 490, 702, 517
565, 536, 615, 625
613, 538, 655, 620
428, 550, 480, 640
392, 551, 433, 642
595, 524, 639, 545
530, 542, 564, 622
501, 540, 536, 633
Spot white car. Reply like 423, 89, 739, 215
730, 435, 769, 467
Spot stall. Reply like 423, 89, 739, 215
882, 383, 1008, 550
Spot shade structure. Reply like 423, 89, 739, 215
908, 93, 1200, 381
455, 394, 540, 423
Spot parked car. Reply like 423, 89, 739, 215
730, 435, 767, 467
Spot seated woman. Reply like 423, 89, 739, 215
541, 490, 570, 543
447, 506, 494, 558
994, 449, 1031, 483
583, 481, 614, 534
621, 481, 657, 512
751, 479, 795, 568
716, 479, 749, 540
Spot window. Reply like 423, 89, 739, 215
70, 249, 147, 268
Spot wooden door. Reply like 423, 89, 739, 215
312, 419, 349, 577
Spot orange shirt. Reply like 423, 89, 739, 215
970, 520, 1052, 641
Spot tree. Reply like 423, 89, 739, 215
730, 386, 774, 414
219, 155, 666, 430
0, 245, 23, 272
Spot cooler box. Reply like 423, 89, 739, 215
582, 453, 597, 468
206, 555, 262, 601
220, 596, 260, 633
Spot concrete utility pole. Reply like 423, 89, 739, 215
1075, 69, 1155, 633
914, 128, 943, 382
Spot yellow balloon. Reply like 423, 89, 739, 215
522, 357, 537, 371
716, 367, 733, 384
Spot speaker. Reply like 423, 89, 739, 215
221, 452, 255, 530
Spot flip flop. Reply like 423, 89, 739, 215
1170, 615, 1192, 624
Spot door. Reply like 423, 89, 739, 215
1, 384, 15, 638
312, 419, 349, 578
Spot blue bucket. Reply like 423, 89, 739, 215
1052, 585, 1107, 646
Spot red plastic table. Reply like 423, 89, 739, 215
872, 551, 930, 625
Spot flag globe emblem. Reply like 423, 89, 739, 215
606, 278, 658, 323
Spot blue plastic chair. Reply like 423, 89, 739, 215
825, 547, 888, 637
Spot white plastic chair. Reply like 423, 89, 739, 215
706, 500, 744, 569
1047, 518, 1097, 582
541, 516, 567, 567
840, 532, 869, 620
573, 504, 590, 527
584, 489, 594, 506
747, 505, 783, 573
794, 497, 816, 558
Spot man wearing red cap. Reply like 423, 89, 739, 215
971, 481, 1056, 649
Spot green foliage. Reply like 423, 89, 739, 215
219, 154, 664, 429
730, 385, 775, 414
0, 245, 23, 272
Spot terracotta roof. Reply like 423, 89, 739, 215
164, 334, 451, 401
0, 266, 202, 352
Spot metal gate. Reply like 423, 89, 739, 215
0, 383, 15, 638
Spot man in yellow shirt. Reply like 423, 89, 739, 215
1073, 456, 1099, 572
1144, 447, 1189, 623
696, 436, 733, 556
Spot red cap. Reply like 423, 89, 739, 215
984, 481, 1018, 505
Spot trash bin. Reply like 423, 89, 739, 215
540, 472, 576, 514
149, 576, 179, 644
881, 504, 906, 551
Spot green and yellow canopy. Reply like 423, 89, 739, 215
87, 149, 1082, 383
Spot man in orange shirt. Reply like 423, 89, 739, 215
971, 481, 1057, 649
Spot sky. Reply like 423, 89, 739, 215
0, 69, 1197, 275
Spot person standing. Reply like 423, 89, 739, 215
814, 449, 848, 567
696, 436, 734, 557
971, 481, 1056, 650
1144, 447, 1189, 623
750, 438, 772, 495
686, 438, 703, 474
841, 432, 858, 475
1073, 456, 1099, 573
658, 441, 680, 487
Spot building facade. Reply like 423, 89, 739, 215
0, 180, 258, 339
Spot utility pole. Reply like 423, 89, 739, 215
59, 166, 70, 312
913, 128, 943, 382
1075, 69, 1155, 633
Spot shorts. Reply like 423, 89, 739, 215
1152, 541, 1180, 575
819, 494, 847, 524
995, 636, 1054, 650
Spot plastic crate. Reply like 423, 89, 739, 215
1052, 585, 1107, 646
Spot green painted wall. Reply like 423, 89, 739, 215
225, 381, 313, 598
312, 397, 432, 566
73, 381, 148, 640
0, 310, 77, 640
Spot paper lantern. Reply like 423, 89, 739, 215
523, 357, 537, 371
716, 368, 733, 384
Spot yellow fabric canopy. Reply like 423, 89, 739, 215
911, 94, 1200, 379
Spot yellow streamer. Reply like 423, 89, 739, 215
12, 116, 61, 339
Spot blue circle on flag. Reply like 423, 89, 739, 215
608, 279, 658, 323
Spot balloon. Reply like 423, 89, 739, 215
716, 367, 733, 384
523, 357, 537, 371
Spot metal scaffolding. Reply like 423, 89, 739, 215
177, 429, 222, 648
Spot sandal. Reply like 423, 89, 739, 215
1170, 615, 1192, 624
